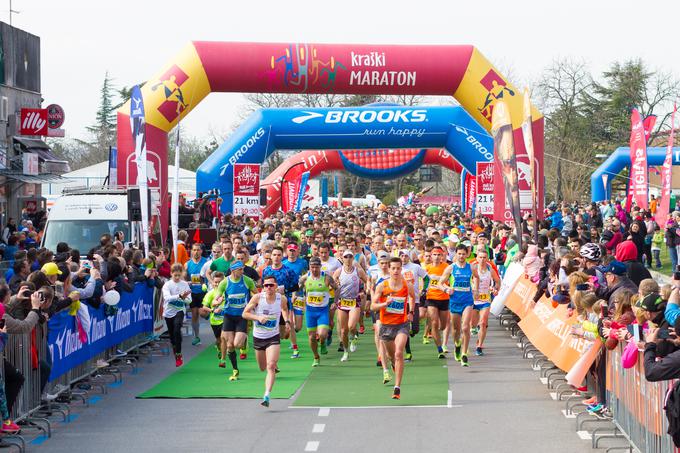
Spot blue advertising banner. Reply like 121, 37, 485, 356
321, 177, 328, 206
294, 171, 310, 212
47, 284, 154, 381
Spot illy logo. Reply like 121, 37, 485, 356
22, 111, 46, 134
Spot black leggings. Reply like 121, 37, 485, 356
165, 311, 185, 355
3, 360, 23, 414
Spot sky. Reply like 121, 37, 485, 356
10, 0, 680, 144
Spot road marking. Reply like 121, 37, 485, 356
447, 390, 453, 408
549, 392, 557, 400
560, 409, 576, 419
293, 405, 461, 410
576, 430, 592, 440
539, 377, 548, 385
312, 424, 325, 433
305, 441, 320, 451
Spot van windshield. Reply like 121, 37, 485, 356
42, 220, 130, 253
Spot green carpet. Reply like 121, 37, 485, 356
292, 329, 449, 407
137, 338, 313, 399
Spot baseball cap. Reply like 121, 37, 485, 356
42, 262, 62, 276
309, 257, 321, 266
305, 229, 314, 237
385, 229, 394, 235
639, 292, 665, 312
398, 249, 409, 256
342, 249, 353, 257
287, 243, 299, 251
377, 250, 389, 260
243, 229, 252, 235
600, 260, 627, 276
230, 261, 244, 271
478, 232, 487, 239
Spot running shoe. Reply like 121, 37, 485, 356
460, 355, 469, 367
218, 359, 226, 368
438, 352, 446, 359
453, 342, 462, 362
376, 359, 382, 367
422, 336, 430, 345
291, 349, 300, 359
312, 358, 320, 367
475, 347, 484, 356
359, 325, 365, 334
240, 348, 247, 360
337, 344, 345, 352
261, 395, 270, 408
340, 352, 349, 362
349, 338, 358, 353
471, 326, 479, 336
405, 352, 412, 362
275, 367, 280, 374
175, 354, 183, 367
319, 343, 328, 355
229, 370, 239, 381
1, 420, 20, 434
192, 337, 201, 346
442, 344, 449, 354
216, 345, 221, 358
326, 334, 332, 346
392, 387, 401, 400
587, 404, 603, 413
383, 370, 391, 384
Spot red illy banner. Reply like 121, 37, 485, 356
20, 108, 48, 136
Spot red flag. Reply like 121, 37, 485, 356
643, 115, 657, 141
656, 104, 676, 228
629, 109, 649, 210
192, 228, 202, 244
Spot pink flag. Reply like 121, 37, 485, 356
629, 109, 649, 210
656, 104, 676, 227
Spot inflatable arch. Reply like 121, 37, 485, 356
591, 147, 680, 201
196, 104, 493, 213
258, 148, 464, 217
117, 42, 544, 230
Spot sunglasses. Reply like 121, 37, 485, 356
263, 283, 276, 288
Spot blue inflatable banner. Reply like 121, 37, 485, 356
47, 284, 155, 381
295, 171, 310, 212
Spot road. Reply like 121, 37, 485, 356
28, 320, 590, 453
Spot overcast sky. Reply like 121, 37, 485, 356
11, 0, 678, 144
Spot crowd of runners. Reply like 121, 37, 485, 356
163, 203, 512, 406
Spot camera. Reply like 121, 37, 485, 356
674, 265, 680, 281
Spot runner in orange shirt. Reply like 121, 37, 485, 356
424, 246, 450, 358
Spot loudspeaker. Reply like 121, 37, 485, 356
128, 188, 151, 221
259, 188, 267, 206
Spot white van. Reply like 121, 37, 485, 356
41, 187, 131, 253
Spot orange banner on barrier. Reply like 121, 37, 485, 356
505, 275, 598, 372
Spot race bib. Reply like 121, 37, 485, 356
386, 296, 406, 314
403, 271, 414, 282
454, 281, 471, 291
340, 298, 356, 309
477, 293, 490, 301
429, 278, 439, 287
307, 292, 326, 307
255, 316, 278, 330
191, 274, 201, 285
169, 299, 186, 309
227, 293, 246, 309
293, 297, 305, 310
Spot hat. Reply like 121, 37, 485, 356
342, 249, 353, 257
385, 229, 394, 235
42, 262, 62, 276
377, 250, 390, 260
243, 229, 252, 235
398, 249, 409, 256
309, 257, 321, 265
601, 260, 627, 276
477, 232, 487, 239
308, 215, 315, 221
305, 229, 314, 237
230, 261, 244, 271
639, 292, 665, 312
450, 228, 460, 235
551, 292, 570, 305
287, 243, 299, 251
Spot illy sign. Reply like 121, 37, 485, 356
20, 108, 48, 136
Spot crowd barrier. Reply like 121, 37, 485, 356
498, 263, 679, 452
0, 283, 168, 451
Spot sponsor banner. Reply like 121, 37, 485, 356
233, 163, 261, 196
476, 161, 494, 217
20, 108, 48, 136
47, 284, 154, 381
629, 108, 649, 210
501, 271, 598, 373
464, 171, 476, 214
281, 162, 306, 213
295, 171, 310, 212
489, 262, 524, 316
657, 105, 675, 228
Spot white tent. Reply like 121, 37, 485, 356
42, 161, 196, 205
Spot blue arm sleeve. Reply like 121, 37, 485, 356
665, 303, 680, 326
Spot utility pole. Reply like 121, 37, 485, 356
8, 0, 19, 26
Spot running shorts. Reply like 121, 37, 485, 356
222, 315, 248, 333
253, 334, 280, 351
426, 298, 449, 312
190, 292, 205, 309
379, 322, 410, 341
473, 303, 491, 310
450, 300, 474, 315
306, 307, 330, 331
211, 324, 222, 340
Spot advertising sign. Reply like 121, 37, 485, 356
233, 163, 261, 218
476, 161, 494, 216
20, 108, 48, 136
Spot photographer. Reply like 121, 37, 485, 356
644, 318, 680, 382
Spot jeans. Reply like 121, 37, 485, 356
670, 246, 679, 271
653, 249, 662, 268
165, 311, 185, 355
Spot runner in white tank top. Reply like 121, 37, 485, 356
243, 276, 290, 408
333, 249, 368, 361
471, 247, 500, 356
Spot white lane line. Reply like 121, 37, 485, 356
576, 430, 592, 440
560, 409, 576, 419
305, 441, 320, 451
312, 424, 325, 433
293, 405, 461, 410
447, 390, 453, 408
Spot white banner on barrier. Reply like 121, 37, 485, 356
490, 262, 525, 317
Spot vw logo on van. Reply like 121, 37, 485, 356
104, 203, 118, 212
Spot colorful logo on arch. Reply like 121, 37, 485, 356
478, 69, 515, 123
152, 64, 190, 122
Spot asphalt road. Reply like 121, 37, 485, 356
27, 320, 591, 453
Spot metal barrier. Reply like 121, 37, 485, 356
606, 345, 679, 453
0, 286, 169, 450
